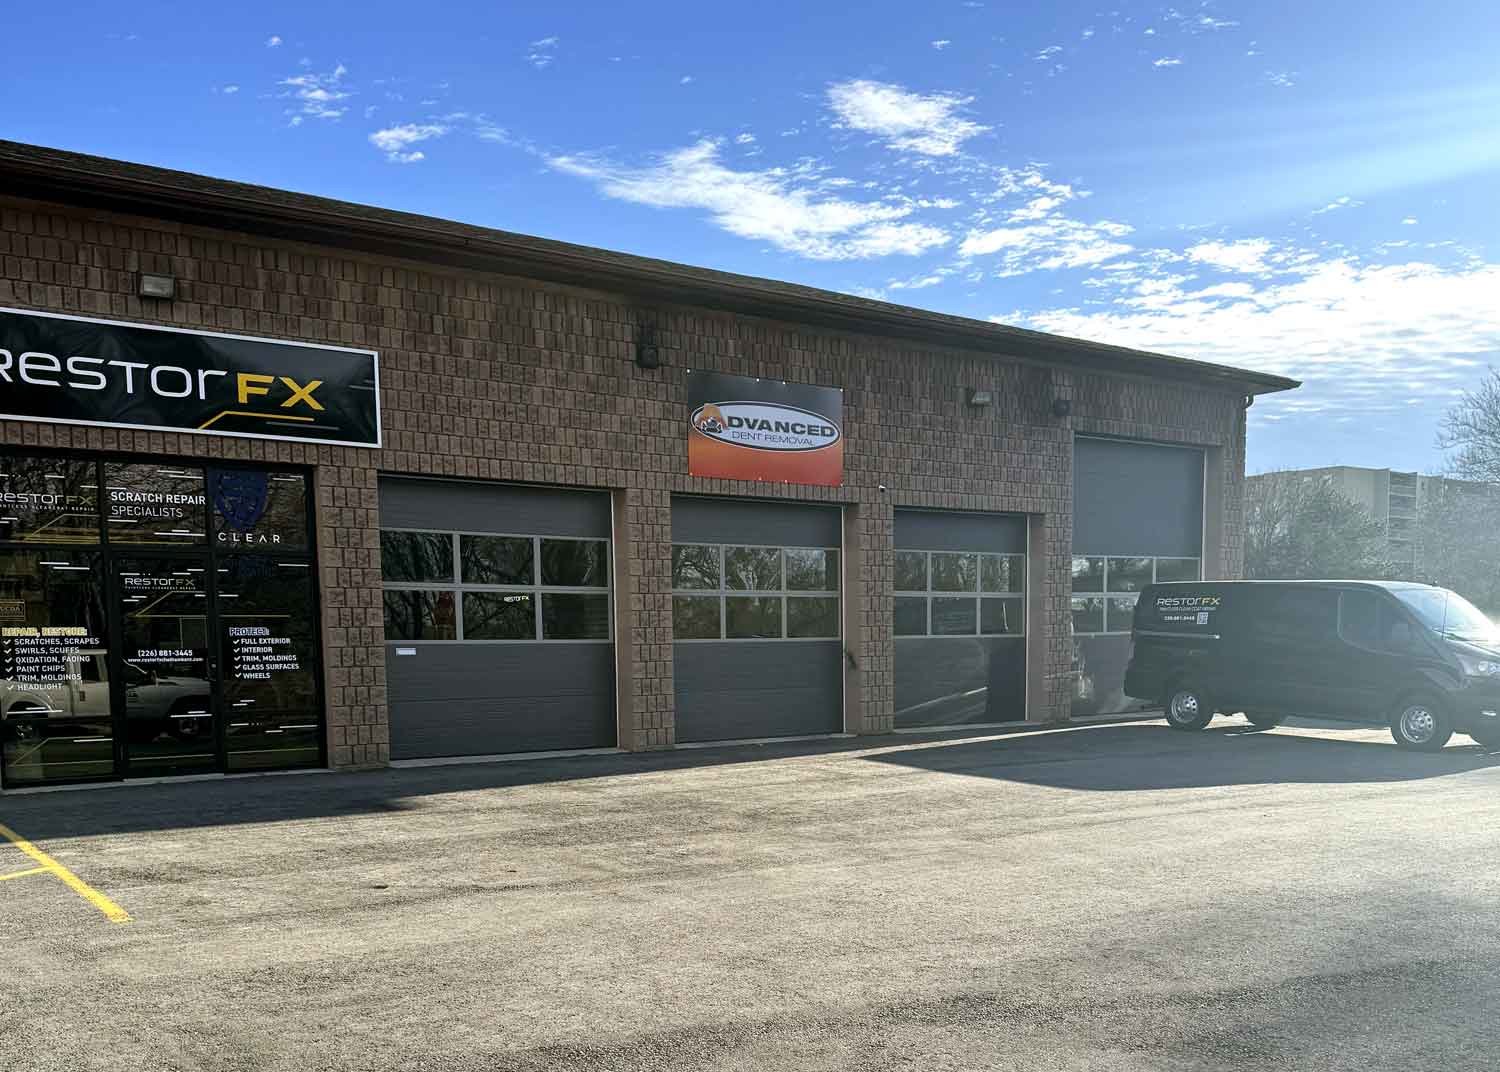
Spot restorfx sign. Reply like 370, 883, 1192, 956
0, 308, 380, 447
687, 370, 844, 487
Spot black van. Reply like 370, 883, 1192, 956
1123, 580, 1500, 750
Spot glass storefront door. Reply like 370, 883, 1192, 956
116, 554, 217, 776
0, 449, 324, 788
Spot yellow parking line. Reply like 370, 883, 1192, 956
0, 866, 47, 882
0, 822, 131, 924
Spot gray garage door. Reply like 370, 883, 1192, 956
1071, 436, 1205, 716
379, 478, 616, 759
671, 496, 843, 743
894, 510, 1028, 728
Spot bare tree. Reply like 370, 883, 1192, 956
1414, 478, 1500, 614
1438, 367, 1500, 483
1244, 471, 1396, 580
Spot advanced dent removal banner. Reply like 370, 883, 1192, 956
687, 370, 843, 486
0, 308, 380, 447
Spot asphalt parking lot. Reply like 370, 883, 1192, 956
3, 717, 1500, 1071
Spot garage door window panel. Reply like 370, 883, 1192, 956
460, 535, 533, 586
672, 543, 841, 641
381, 529, 611, 644
895, 549, 1027, 638
1071, 556, 1201, 635
382, 531, 454, 584
461, 592, 535, 640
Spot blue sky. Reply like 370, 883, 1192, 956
5, 0, 1499, 473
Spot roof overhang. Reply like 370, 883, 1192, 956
0, 140, 1299, 396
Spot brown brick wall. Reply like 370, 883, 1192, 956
0, 193, 1250, 765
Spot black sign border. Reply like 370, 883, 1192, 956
0, 307, 383, 449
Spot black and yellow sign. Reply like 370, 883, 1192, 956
0, 308, 380, 447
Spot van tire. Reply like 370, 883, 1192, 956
1390, 694, 1453, 751
1244, 712, 1285, 730
1164, 682, 1215, 731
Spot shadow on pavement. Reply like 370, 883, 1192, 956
864, 720, 1500, 792
2, 719, 1495, 840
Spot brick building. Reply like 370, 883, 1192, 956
0, 141, 1296, 790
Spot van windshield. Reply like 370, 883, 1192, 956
1392, 587, 1498, 644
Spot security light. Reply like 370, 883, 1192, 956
138, 273, 176, 299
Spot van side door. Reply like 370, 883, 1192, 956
1331, 589, 1402, 721
1244, 586, 1341, 717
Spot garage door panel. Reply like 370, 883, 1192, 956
674, 640, 842, 742
380, 478, 610, 537
389, 695, 616, 759
386, 643, 615, 701
1074, 437, 1203, 557
895, 637, 1025, 728
672, 496, 840, 547
894, 511, 1026, 554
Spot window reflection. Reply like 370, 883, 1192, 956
210, 469, 309, 552
105, 463, 207, 545
0, 550, 113, 786
381, 531, 455, 583
217, 558, 322, 772
0, 452, 100, 544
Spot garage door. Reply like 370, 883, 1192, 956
1071, 436, 1204, 716
379, 478, 615, 759
894, 510, 1028, 728
670, 497, 843, 743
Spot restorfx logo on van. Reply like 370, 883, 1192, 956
687, 371, 844, 486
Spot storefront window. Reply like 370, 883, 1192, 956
216, 557, 321, 772
671, 543, 842, 641
105, 463, 207, 545
893, 549, 1027, 639
209, 469, 309, 552
0, 452, 100, 544
0, 453, 321, 788
0, 550, 114, 786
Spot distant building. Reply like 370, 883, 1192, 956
1249, 466, 1489, 571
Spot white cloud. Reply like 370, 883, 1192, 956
221, 85, 240, 94
369, 122, 448, 163
280, 63, 351, 122
265, 35, 282, 48
527, 36, 558, 68
1166, 9, 1240, 32
1402, 217, 1419, 225
931, 39, 952, 50
1153, 57, 1183, 67
826, 79, 988, 157
1265, 70, 1296, 87
680, 75, 694, 84
1082, 26, 1096, 39
1311, 196, 1362, 215
1003, 258, 1500, 434
1185, 238, 1277, 273
547, 139, 950, 260
734, 133, 756, 144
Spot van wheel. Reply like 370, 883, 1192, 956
1390, 695, 1453, 751
1164, 682, 1215, 731
1244, 712, 1285, 730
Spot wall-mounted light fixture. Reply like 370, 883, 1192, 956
1051, 398, 1073, 418
138, 273, 176, 300
968, 389, 994, 407
635, 319, 660, 369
